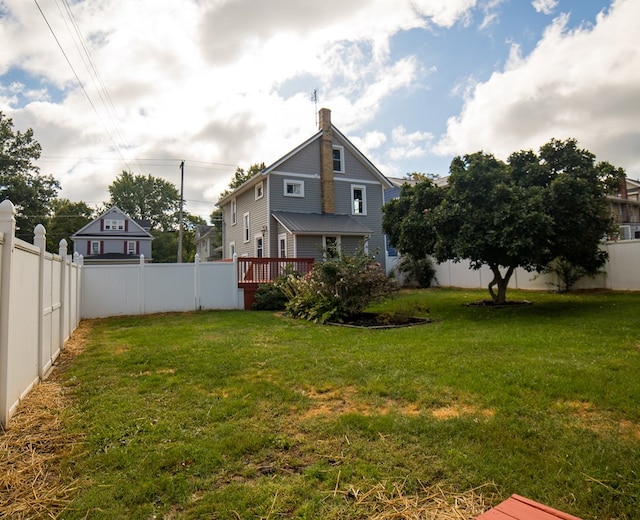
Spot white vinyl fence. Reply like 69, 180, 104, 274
388, 240, 640, 292
0, 200, 81, 427
80, 256, 242, 319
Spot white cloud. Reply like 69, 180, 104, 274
434, 0, 640, 177
390, 126, 434, 160
0, 0, 479, 219
532, 0, 558, 15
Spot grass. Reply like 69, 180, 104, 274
57, 288, 640, 519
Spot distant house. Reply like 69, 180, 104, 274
194, 224, 221, 261
216, 108, 393, 269
71, 206, 154, 264
609, 176, 640, 240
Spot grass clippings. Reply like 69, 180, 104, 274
0, 321, 90, 519
347, 481, 498, 519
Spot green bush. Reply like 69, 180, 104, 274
279, 248, 397, 323
396, 255, 437, 288
252, 282, 288, 310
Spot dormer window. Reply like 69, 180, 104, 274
332, 145, 344, 173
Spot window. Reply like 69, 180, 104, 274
284, 179, 304, 197
231, 199, 237, 225
243, 213, 250, 242
351, 185, 367, 215
229, 241, 236, 258
255, 181, 264, 200
323, 236, 341, 259
104, 219, 124, 230
255, 235, 264, 258
278, 234, 287, 258
332, 146, 344, 173
127, 241, 137, 255
90, 241, 100, 255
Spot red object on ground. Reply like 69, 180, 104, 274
475, 494, 583, 520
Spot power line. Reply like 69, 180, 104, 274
33, 0, 138, 174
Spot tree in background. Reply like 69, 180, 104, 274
217, 162, 265, 200
107, 171, 181, 232
46, 199, 95, 253
0, 112, 60, 241
383, 139, 621, 304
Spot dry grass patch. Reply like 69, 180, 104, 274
0, 320, 91, 519
559, 400, 640, 442
345, 480, 498, 519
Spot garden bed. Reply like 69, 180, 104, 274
328, 312, 431, 329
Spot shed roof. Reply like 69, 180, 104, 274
272, 211, 373, 236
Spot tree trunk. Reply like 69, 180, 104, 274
488, 265, 515, 304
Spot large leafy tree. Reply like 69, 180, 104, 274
107, 171, 181, 232
0, 112, 60, 241
383, 138, 621, 304
46, 199, 95, 253
217, 162, 265, 201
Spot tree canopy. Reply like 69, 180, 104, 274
383, 138, 622, 304
0, 112, 60, 241
217, 162, 265, 201
107, 171, 181, 232
46, 199, 95, 253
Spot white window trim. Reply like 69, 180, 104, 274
278, 233, 287, 258
351, 184, 367, 216
323, 235, 342, 259
105, 219, 124, 231
255, 181, 264, 200
254, 233, 264, 257
243, 212, 250, 243
284, 179, 304, 197
229, 241, 236, 258
332, 145, 345, 173
127, 240, 137, 255
231, 199, 237, 226
90, 240, 100, 255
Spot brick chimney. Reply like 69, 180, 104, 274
319, 108, 335, 214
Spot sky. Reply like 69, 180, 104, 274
1, 0, 638, 223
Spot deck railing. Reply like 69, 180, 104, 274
237, 257, 314, 285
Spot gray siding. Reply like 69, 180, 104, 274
269, 172, 322, 214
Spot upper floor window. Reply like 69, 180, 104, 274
104, 219, 124, 230
284, 179, 304, 197
332, 146, 344, 173
231, 199, 237, 225
255, 181, 264, 200
243, 212, 250, 243
351, 185, 367, 215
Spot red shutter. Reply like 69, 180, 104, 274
87, 242, 91, 255
100, 241, 104, 254
136, 241, 140, 255
100, 219, 104, 231
125, 220, 129, 232
124, 241, 128, 254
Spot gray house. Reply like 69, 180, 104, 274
217, 108, 393, 270
71, 206, 154, 264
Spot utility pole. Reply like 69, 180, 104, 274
177, 160, 184, 263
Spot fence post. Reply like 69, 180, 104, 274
232, 253, 239, 309
194, 253, 200, 311
59, 239, 68, 352
0, 200, 17, 427
34, 224, 47, 379
139, 254, 145, 315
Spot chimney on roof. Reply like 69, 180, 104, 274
319, 108, 335, 214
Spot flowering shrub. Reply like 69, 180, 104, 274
278, 248, 397, 323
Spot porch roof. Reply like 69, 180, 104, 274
272, 211, 373, 236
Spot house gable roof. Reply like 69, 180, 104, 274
217, 123, 392, 206
71, 205, 154, 239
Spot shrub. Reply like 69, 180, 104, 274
279, 248, 397, 323
252, 282, 288, 310
396, 255, 437, 288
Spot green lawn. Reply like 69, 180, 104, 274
59, 289, 640, 519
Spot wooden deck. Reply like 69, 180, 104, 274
476, 495, 583, 520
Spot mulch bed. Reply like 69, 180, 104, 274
328, 312, 432, 329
